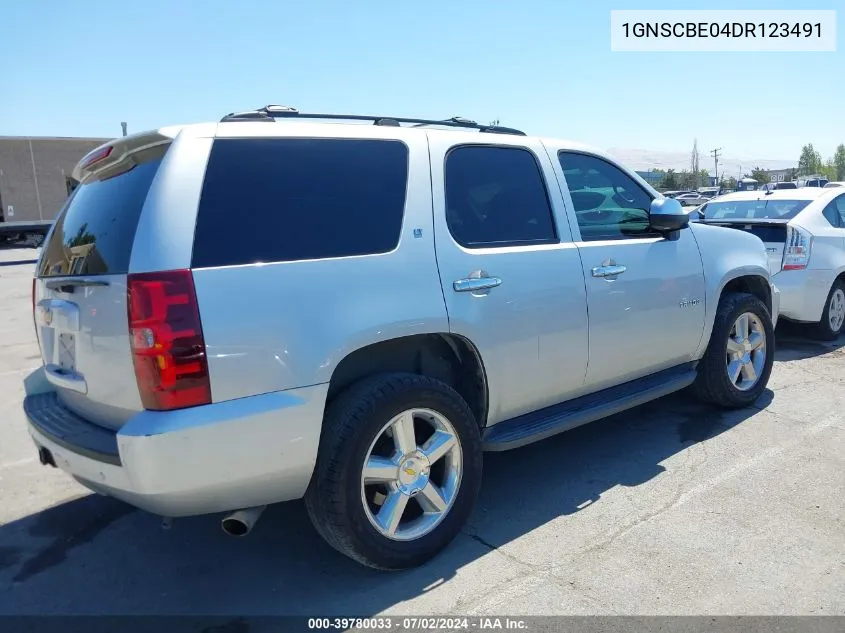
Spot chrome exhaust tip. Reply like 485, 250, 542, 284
221, 505, 267, 537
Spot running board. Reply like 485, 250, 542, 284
482, 363, 698, 452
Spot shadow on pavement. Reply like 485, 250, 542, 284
0, 390, 770, 615
0, 258, 37, 268
775, 322, 845, 362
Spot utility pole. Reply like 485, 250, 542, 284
121, 122, 128, 137
710, 147, 721, 184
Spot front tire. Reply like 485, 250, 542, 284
305, 373, 483, 570
812, 279, 845, 341
692, 292, 774, 409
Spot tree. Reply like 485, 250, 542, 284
678, 170, 697, 190
488, 119, 500, 127
798, 143, 823, 176
660, 169, 679, 189
690, 139, 700, 187
820, 159, 836, 181
750, 166, 771, 184
834, 144, 845, 181
699, 169, 711, 186
725, 176, 738, 190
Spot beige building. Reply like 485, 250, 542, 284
0, 136, 109, 223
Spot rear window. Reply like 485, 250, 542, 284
191, 138, 409, 268
701, 199, 812, 221
38, 146, 166, 278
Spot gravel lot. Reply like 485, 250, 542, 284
0, 246, 843, 616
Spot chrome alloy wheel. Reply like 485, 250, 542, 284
828, 288, 845, 333
726, 312, 767, 391
361, 408, 462, 541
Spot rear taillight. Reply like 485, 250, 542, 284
127, 270, 211, 411
782, 225, 813, 271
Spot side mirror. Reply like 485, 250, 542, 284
649, 197, 689, 232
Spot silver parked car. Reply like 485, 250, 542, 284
24, 107, 780, 570
675, 192, 711, 207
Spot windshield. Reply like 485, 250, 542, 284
701, 198, 812, 221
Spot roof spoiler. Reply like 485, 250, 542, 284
72, 127, 181, 182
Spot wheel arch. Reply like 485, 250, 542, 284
721, 273, 773, 316
326, 333, 490, 429
695, 265, 773, 360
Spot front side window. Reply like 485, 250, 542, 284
444, 145, 557, 248
557, 151, 654, 241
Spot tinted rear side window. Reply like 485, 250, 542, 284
191, 138, 409, 268
37, 146, 166, 278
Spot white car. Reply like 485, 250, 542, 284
698, 188, 845, 339
823, 181, 844, 189
675, 192, 710, 207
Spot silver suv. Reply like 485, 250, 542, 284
24, 107, 780, 570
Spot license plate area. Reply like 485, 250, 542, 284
57, 332, 77, 372
35, 297, 81, 371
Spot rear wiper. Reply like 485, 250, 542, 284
44, 278, 110, 293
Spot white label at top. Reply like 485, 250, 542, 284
611, 10, 836, 52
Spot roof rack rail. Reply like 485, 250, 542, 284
220, 105, 526, 135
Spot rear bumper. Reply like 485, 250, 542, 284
24, 371, 328, 517
771, 268, 834, 324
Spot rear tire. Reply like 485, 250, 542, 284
812, 279, 845, 341
691, 292, 774, 409
305, 373, 482, 570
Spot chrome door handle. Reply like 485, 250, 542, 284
453, 277, 502, 292
591, 264, 627, 278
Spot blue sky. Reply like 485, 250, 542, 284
3, 0, 842, 163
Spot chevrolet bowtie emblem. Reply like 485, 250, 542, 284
403, 466, 416, 476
